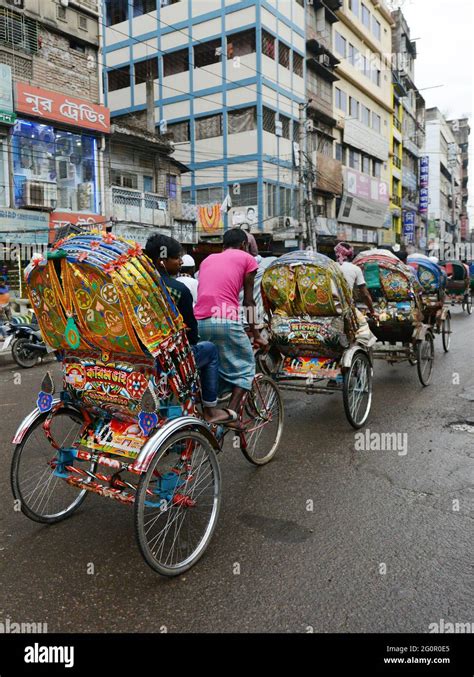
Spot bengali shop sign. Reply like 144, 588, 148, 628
15, 82, 110, 133
49, 212, 104, 242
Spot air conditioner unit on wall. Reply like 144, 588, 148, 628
318, 54, 331, 67
22, 181, 57, 210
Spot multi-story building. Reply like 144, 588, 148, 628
0, 0, 107, 295
331, 0, 393, 249
391, 8, 426, 249
448, 117, 470, 242
305, 0, 343, 249
425, 107, 462, 250
103, 0, 306, 253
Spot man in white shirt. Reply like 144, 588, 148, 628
176, 254, 199, 305
334, 242, 377, 317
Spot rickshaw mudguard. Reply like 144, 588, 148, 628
132, 416, 220, 474
341, 345, 373, 370
412, 323, 431, 342
12, 398, 82, 444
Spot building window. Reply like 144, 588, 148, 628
163, 48, 189, 77
349, 149, 360, 171
349, 96, 359, 120
196, 186, 223, 204
372, 113, 381, 133
335, 32, 346, 57
12, 119, 98, 213
161, 0, 181, 6
361, 104, 370, 126
108, 66, 131, 91
133, 0, 156, 16
293, 52, 303, 77
69, 40, 86, 53
193, 38, 222, 68
262, 30, 275, 59
372, 17, 381, 40
232, 182, 258, 207
263, 107, 276, 134
293, 120, 300, 142
349, 0, 359, 17
228, 106, 257, 134
360, 55, 370, 78
167, 174, 177, 199
361, 3, 371, 29
373, 160, 382, 178
0, 9, 39, 54
195, 113, 222, 140
372, 68, 381, 86
105, 0, 128, 25
280, 114, 291, 140
279, 42, 290, 69
362, 155, 370, 174
348, 44, 359, 68
111, 169, 138, 189
266, 183, 277, 217
335, 87, 347, 113
227, 29, 256, 59
167, 120, 190, 143
335, 143, 344, 163
134, 57, 158, 84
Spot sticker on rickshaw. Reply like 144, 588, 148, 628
80, 418, 147, 458
282, 356, 341, 379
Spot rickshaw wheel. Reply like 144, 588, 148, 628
342, 351, 372, 429
442, 312, 451, 352
134, 429, 221, 577
416, 333, 434, 386
462, 293, 472, 315
238, 375, 284, 465
11, 408, 92, 524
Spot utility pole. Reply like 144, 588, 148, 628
298, 102, 307, 248
298, 101, 317, 251
146, 63, 155, 135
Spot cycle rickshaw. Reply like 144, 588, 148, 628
353, 250, 434, 386
440, 260, 472, 314
11, 232, 283, 576
407, 254, 452, 352
258, 250, 374, 429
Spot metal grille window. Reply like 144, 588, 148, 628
194, 38, 222, 68
108, 66, 131, 91
266, 183, 277, 217
167, 120, 190, 143
195, 113, 222, 140
228, 107, 257, 135
293, 52, 303, 77
278, 42, 290, 68
0, 49, 32, 79
134, 0, 156, 17
0, 8, 38, 55
262, 30, 275, 59
227, 29, 256, 59
280, 114, 290, 140
231, 182, 258, 207
134, 57, 158, 84
262, 107, 275, 134
196, 187, 223, 204
163, 47, 189, 77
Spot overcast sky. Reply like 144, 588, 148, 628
395, 0, 474, 224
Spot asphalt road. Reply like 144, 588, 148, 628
0, 309, 472, 633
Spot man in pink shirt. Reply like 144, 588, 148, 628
195, 228, 267, 412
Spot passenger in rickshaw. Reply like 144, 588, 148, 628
195, 228, 268, 413
144, 234, 240, 427
334, 242, 377, 318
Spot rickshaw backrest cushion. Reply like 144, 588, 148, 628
270, 314, 347, 358
379, 268, 412, 301
364, 262, 382, 292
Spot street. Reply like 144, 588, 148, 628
0, 307, 472, 634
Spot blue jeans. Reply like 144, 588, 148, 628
192, 341, 219, 407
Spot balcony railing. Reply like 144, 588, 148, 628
111, 187, 168, 226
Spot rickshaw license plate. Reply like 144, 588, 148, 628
282, 356, 341, 379
80, 419, 147, 459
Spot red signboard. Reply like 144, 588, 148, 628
49, 212, 105, 243
15, 82, 110, 133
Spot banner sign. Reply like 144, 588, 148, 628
0, 64, 15, 125
338, 193, 389, 230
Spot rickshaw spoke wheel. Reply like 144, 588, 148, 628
135, 430, 221, 576
416, 333, 434, 386
11, 409, 91, 524
442, 313, 451, 352
343, 352, 372, 429
239, 375, 283, 465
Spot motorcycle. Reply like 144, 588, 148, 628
10, 320, 49, 369
0, 322, 15, 355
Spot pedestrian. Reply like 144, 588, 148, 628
195, 228, 267, 413
176, 254, 199, 305
334, 242, 377, 317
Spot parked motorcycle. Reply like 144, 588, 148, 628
0, 322, 15, 355
11, 320, 49, 369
